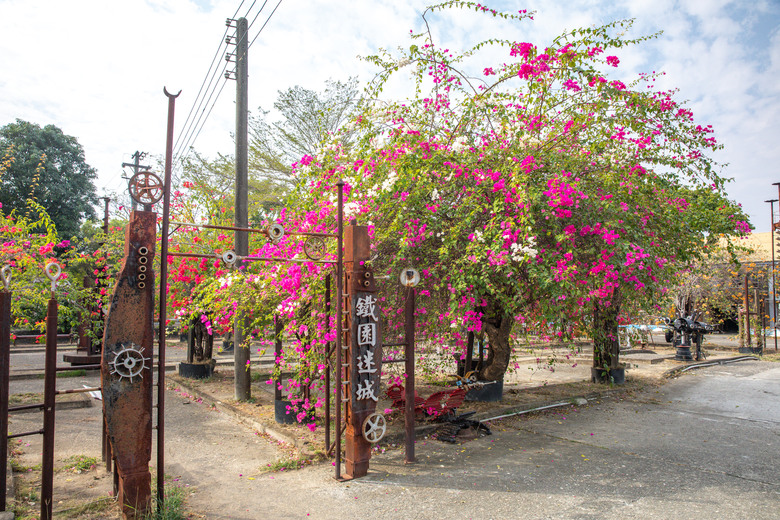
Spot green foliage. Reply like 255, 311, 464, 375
147, 478, 189, 520
0, 119, 98, 239
61, 454, 99, 473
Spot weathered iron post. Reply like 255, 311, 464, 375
41, 292, 58, 519
343, 222, 383, 479
0, 268, 11, 512
404, 284, 416, 464
102, 210, 157, 518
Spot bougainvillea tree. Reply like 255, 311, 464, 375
0, 145, 125, 341
290, 2, 749, 381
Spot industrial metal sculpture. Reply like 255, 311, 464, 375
101, 193, 157, 517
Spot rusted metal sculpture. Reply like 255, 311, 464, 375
102, 210, 157, 518
343, 223, 383, 479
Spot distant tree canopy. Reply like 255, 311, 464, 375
180, 78, 361, 222
249, 77, 361, 191
0, 119, 98, 239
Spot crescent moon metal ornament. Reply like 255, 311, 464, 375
128, 171, 164, 205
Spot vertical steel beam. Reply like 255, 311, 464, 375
768, 199, 778, 351
41, 298, 58, 519
334, 180, 344, 480
274, 316, 283, 401
324, 275, 331, 454
0, 291, 11, 512
744, 274, 751, 347
158, 87, 180, 505
404, 287, 416, 464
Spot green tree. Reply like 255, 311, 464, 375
0, 119, 98, 239
294, 2, 750, 381
249, 78, 361, 191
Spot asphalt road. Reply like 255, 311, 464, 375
5, 360, 779, 519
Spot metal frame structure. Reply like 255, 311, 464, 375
0, 267, 102, 519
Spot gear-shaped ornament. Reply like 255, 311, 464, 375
108, 342, 151, 383
361, 412, 387, 443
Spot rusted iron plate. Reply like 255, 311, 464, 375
102, 210, 156, 518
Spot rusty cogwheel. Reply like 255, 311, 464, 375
303, 236, 326, 260
128, 171, 164, 205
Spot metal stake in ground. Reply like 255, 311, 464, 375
0, 277, 11, 512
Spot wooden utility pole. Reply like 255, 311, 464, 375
233, 16, 250, 400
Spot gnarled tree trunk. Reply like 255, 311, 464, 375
592, 297, 620, 372
478, 303, 513, 381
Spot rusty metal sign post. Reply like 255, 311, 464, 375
342, 222, 384, 479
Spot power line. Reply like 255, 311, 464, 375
172, 0, 285, 174
172, 0, 251, 165
248, 0, 284, 49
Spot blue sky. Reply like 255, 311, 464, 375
0, 0, 778, 231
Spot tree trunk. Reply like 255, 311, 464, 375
478, 307, 513, 382
592, 298, 620, 371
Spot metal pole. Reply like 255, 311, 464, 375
324, 275, 331, 454
768, 198, 778, 351
274, 316, 282, 402
158, 86, 180, 503
744, 274, 751, 347
335, 180, 344, 480
234, 16, 251, 401
0, 291, 10, 512
41, 297, 57, 519
404, 287, 416, 464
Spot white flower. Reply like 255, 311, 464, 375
343, 201, 360, 218
431, 188, 439, 201
451, 136, 469, 153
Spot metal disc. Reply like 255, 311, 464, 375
128, 171, 164, 205
303, 236, 326, 260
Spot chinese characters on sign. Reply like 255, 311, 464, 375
354, 293, 381, 402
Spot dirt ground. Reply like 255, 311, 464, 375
4, 338, 758, 519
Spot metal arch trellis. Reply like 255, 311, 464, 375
159, 177, 349, 479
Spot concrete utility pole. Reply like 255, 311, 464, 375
233, 16, 251, 400
122, 152, 151, 211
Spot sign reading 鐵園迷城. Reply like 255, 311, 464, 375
353, 293, 381, 404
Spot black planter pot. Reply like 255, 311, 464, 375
591, 367, 626, 384
178, 360, 216, 379
274, 399, 314, 425
274, 400, 296, 424
465, 379, 503, 402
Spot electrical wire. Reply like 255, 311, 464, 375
172, 0, 250, 164
172, 0, 284, 173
